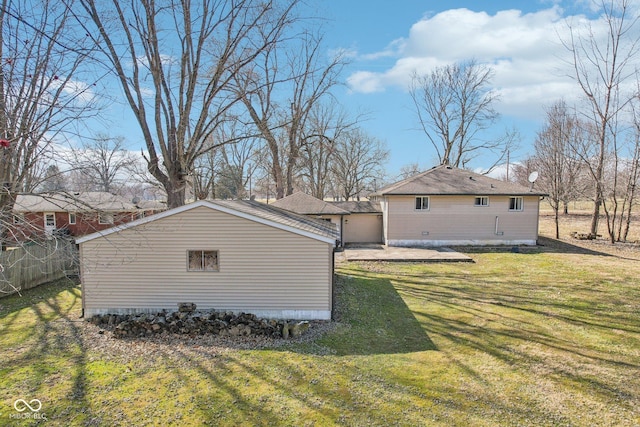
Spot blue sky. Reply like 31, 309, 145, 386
315, 0, 622, 178
81, 1, 632, 181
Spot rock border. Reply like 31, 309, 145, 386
88, 309, 312, 340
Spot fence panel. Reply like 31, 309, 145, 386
0, 239, 78, 296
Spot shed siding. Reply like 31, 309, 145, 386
81, 206, 331, 318
386, 195, 540, 245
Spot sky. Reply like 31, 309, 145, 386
81, 0, 636, 181
312, 0, 627, 178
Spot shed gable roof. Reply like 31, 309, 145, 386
76, 199, 338, 244
270, 192, 350, 215
375, 165, 545, 196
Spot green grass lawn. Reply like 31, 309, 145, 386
1, 244, 639, 426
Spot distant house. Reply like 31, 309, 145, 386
11, 192, 165, 241
270, 192, 383, 245
77, 200, 338, 320
270, 192, 350, 244
371, 165, 546, 246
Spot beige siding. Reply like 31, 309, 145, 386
386, 195, 540, 245
80, 206, 332, 319
343, 213, 383, 243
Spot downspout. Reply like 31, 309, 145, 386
495, 216, 503, 236
330, 244, 335, 320
78, 243, 85, 318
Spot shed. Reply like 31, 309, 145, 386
77, 200, 338, 320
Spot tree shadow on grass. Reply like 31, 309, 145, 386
0, 278, 89, 424
298, 271, 437, 356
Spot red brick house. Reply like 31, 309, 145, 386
11, 192, 165, 242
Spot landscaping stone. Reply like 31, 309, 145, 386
87, 310, 310, 340
178, 302, 197, 313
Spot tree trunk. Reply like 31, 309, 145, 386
272, 161, 285, 200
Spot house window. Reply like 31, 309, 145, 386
44, 213, 56, 227
415, 196, 430, 211
475, 196, 489, 207
188, 250, 219, 272
98, 213, 114, 224
13, 213, 24, 224
509, 197, 523, 211
68, 213, 77, 224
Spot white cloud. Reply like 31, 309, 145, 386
50, 79, 96, 104
343, 5, 626, 120
135, 54, 177, 67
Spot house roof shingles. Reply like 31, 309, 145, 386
374, 165, 546, 196
329, 201, 381, 213
14, 192, 140, 213
270, 191, 350, 215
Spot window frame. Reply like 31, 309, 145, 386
509, 196, 524, 211
415, 196, 430, 211
68, 212, 77, 225
474, 196, 489, 207
98, 212, 114, 225
187, 250, 220, 272
44, 213, 56, 228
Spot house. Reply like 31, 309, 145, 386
371, 165, 546, 246
270, 192, 383, 244
76, 199, 338, 320
270, 192, 350, 244
11, 192, 164, 241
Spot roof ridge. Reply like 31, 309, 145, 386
376, 165, 446, 194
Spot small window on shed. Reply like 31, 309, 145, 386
188, 250, 219, 272
68, 213, 77, 224
415, 196, 430, 210
509, 197, 523, 211
474, 196, 489, 207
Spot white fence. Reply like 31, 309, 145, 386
0, 239, 78, 296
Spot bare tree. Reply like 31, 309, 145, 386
298, 101, 355, 199
190, 119, 258, 200
331, 129, 388, 200
531, 100, 584, 238
409, 59, 512, 170
79, 0, 300, 208
39, 164, 68, 192
231, 30, 346, 199
216, 135, 259, 200
599, 109, 640, 243
398, 163, 422, 180
619, 112, 640, 241
65, 134, 137, 193
0, 0, 100, 247
562, 0, 640, 238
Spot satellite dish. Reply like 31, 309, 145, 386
528, 171, 539, 183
